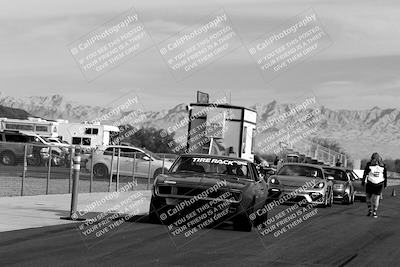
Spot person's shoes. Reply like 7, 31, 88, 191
373, 211, 378, 218
366, 209, 372, 216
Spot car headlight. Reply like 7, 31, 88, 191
314, 182, 325, 189
270, 177, 279, 185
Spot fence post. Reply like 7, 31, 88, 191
46, 146, 52, 195
69, 147, 74, 193
21, 144, 28, 196
116, 148, 121, 192
162, 154, 165, 174
147, 158, 152, 190
109, 148, 115, 192
61, 147, 85, 221
89, 150, 94, 193
132, 152, 136, 184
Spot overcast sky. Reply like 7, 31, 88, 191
1, 0, 400, 111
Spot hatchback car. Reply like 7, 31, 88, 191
322, 166, 355, 205
87, 145, 173, 179
267, 163, 334, 207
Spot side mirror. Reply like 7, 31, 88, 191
142, 156, 151, 161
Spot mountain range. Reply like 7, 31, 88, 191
0, 94, 398, 160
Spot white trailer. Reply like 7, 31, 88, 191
0, 117, 59, 137
57, 122, 119, 149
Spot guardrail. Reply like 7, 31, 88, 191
291, 139, 348, 167
0, 141, 175, 197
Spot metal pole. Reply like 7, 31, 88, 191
46, 146, 52, 195
162, 154, 165, 174
109, 148, 115, 192
89, 150, 94, 193
132, 152, 136, 184
69, 147, 74, 193
21, 144, 28, 196
147, 158, 151, 190
116, 148, 121, 192
69, 150, 81, 219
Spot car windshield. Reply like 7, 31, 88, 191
140, 148, 161, 160
170, 156, 250, 179
323, 168, 348, 181
277, 165, 324, 179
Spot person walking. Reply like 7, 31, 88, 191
362, 153, 387, 218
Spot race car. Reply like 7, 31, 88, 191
322, 166, 355, 205
149, 154, 269, 232
267, 163, 334, 207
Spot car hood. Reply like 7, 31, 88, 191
156, 172, 249, 190
271, 175, 320, 188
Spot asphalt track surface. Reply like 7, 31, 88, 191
1, 187, 399, 267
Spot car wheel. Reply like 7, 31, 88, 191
148, 196, 168, 225
233, 204, 253, 232
328, 189, 333, 207
148, 196, 161, 224
342, 194, 351, 205
93, 164, 108, 178
0, 151, 16, 166
233, 213, 252, 232
350, 192, 355, 204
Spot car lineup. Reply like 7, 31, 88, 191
150, 156, 367, 232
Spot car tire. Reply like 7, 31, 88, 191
350, 193, 355, 204
148, 196, 168, 225
343, 194, 351, 205
325, 188, 333, 208
0, 151, 16, 166
233, 213, 252, 232
93, 164, 108, 178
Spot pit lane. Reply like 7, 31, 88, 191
0, 186, 399, 266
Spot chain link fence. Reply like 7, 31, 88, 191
0, 141, 174, 197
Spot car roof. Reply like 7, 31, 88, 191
321, 166, 348, 171
181, 153, 253, 163
280, 162, 325, 170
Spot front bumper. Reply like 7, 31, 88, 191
268, 187, 326, 204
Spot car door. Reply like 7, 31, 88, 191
118, 147, 136, 176
131, 149, 152, 178
250, 163, 268, 208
